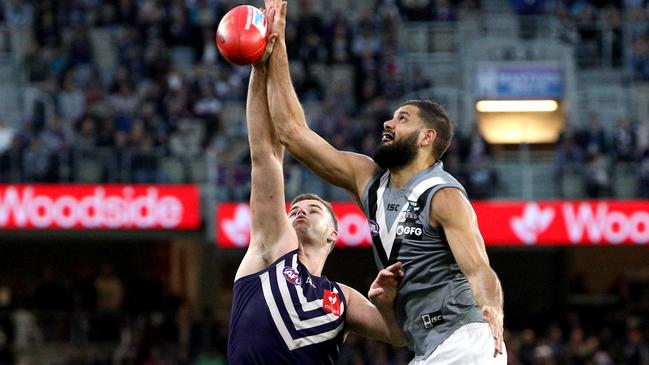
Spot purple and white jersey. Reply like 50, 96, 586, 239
228, 250, 347, 365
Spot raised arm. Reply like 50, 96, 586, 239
430, 188, 504, 357
265, 1, 377, 199
234, 21, 298, 280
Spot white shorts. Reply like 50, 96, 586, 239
408, 322, 507, 365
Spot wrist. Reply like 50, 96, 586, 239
252, 63, 267, 72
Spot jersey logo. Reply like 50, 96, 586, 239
404, 200, 421, 220
421, 311, 445, 329
387, 203, 400, 211
396, 222, 423, 239
305, 276, 317, 288
368, 220, 380, 236
282, 266, 302, 285
323, 290, 341, 316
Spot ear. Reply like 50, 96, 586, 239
421, 128, 437, 147
327, 228, 339, 245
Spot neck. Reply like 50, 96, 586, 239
389, 155, 436, 189
298, 243, 328, 276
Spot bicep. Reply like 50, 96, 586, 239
431, 189, 489, 277
282, 126, 378, 197
249, 156, 296, 255
342, 285, 387, 341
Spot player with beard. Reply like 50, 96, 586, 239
262, 1, 506, 364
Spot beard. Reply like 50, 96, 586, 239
373, 130, 419, 170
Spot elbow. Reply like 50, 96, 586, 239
276, 123, 300, 148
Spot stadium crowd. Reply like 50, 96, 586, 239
0, 0, 647, 200
0, 264, 649, 364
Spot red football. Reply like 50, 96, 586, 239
216, 5, 268, 66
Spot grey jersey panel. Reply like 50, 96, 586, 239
361, 162, 484, 357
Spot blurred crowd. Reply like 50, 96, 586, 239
554, 113, 649, 198
508, 0, 649, 76
0, 0, 647, 200
1, 265, 648, 364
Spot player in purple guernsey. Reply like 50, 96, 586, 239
227, 2, 407, 364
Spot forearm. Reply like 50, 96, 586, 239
374, 304, 408, 347
266, 39, 308, 142
468, 265, 504, 310
247, 65, 282, 159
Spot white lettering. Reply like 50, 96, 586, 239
563, 203, 607, 243
630, 212, 649, 244
0, 186, 189, 229
604, 211, 628, 244
562, 203, 649, 245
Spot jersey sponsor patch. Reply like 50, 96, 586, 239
421, 311, 445, 329
396, 222, 423, 240
323, 290, 341, 316
282, 266, 302, 285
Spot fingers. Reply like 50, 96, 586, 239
491, 323, 503, 357
368, 287, 384, 298
280, 1, 288, 16
482, 306, 505, 357
266, 7, 275, 30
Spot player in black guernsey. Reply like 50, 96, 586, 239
227, 4, 407, 364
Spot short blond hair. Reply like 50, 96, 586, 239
290, 193, 338, 231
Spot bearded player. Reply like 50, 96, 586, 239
263, 1, 506, 364
226, 4, 408, 364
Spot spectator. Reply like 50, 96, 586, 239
95, 264, 123, 313
610, 116, 635, 162
0, 120, 15, 154
58, 71, 86, 122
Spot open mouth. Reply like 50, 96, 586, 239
381, 132, 394, 143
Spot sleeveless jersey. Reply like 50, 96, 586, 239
227, 250, 347, 365
361, 161, 484, 357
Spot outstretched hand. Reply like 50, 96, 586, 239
482, 305, 504, 358
253, 6, 278, 68
268, 0, 287, 39
368, 262, 404, 309
254, 0, 287, 67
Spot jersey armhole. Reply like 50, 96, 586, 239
233, 249, 300, 287
423, 185, 467, 230
360, 170, 386, 212
332, 281, 348, 321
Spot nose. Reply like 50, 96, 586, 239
384, 118, 396, 130
294, 206, 307, 218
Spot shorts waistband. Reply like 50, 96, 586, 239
453, 321, 489, 334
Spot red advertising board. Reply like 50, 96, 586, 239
216, 200, 649, 247
474, 200, 649, 246
0, 185, 200, 230
216, 202, 373, 248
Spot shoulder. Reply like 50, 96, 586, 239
336, 282, 355, 303
429, 187, 473, 227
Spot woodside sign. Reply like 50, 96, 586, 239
0, 184, 201, 230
